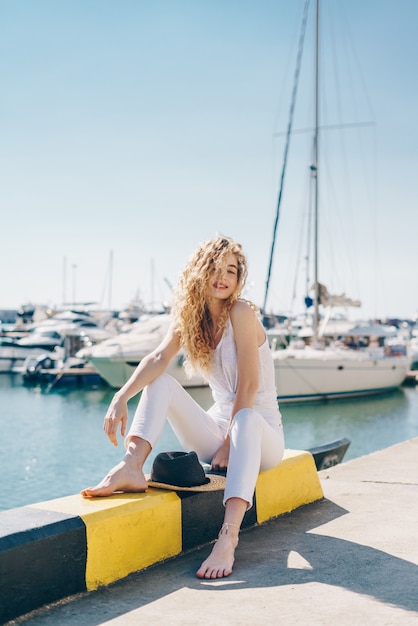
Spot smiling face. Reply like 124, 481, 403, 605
207, 253, 239, 301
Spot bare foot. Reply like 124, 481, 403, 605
196, 525, 239, 579
81, 460, 148, 498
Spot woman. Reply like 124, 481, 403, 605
81, 236, 284, 579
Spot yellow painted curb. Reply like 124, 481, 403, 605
28, 449, 322, 589
255, 450, 324, 523
30, 490, 182, 590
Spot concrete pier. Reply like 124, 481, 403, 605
2, 439, 418, 624
0, 449, 323, 623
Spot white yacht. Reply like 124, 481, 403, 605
273, 323, 409, 403
78, 314, 207, 389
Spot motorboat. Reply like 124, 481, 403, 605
0, 330, 64, 372
20, 327, 114, 387
1, 309, 115, 374
78, 314, 207, 388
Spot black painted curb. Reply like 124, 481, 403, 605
178, 490, 257, 551
0, 506, 87, 624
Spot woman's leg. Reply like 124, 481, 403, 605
224, 407, 284, 507
82, 374, 225, 497
196, 496, 247, 579
196, 408, 284, 578
126, 373, 226, 461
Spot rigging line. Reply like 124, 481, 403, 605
325, 3, 375, 302
321, 1, 358, 296
339, 2, 379, 311
304, 142, 315, 306
271, 5, 306, 138
289, 158, 311, 314
262, 0, 310, 314
342, 2, 376, 225
273, 120, 375, 137
332, 0, 376, 215
339, 2, 376, 122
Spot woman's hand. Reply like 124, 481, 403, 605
211, 437, 230, 471
103, 393, 128, 446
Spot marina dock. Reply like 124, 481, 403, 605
2, 438, 418, 625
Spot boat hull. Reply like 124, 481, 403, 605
274, 349, 409, 402
90, 354, 207, 389
0, 346, 54, 373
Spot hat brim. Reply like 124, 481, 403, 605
147, 472, 226, 492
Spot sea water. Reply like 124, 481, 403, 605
1, 373, 418, 511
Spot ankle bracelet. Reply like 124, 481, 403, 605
219, 522, 240, 535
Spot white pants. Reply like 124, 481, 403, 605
126, 373, 285, 508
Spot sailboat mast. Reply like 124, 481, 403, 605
313, 0, 320, 343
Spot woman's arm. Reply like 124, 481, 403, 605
103, 323, 181, 445
229, 300, 260, 419
210, 301, 261, 469
116, 323, 181, 401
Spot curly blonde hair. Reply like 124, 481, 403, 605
172, 236, 249, 374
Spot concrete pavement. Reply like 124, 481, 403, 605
7, 438, 418, 626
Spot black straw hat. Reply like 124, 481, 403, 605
147, 451, 226, 492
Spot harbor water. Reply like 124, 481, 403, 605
1, 373, 418, 512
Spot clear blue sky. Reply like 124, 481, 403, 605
1, 0, 417, 320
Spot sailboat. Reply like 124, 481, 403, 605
266, 0, 409, 403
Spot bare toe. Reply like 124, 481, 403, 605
196, 531, 238, 579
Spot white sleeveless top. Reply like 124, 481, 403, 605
205, 317, 280, 415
